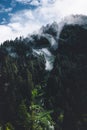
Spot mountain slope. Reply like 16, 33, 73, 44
0, 15, 87, 130
45, 16, 87, 130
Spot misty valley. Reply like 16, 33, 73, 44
0, 15, 87, 130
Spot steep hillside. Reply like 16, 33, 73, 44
0, 15, 87, 130
46, 21, 87, 130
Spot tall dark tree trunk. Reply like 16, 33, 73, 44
62, 111, 77, 130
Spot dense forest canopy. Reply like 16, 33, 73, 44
0, 15, 87, 130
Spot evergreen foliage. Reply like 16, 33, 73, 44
0, 21, 87, 130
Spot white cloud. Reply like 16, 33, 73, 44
0, 7, 12, 13
29, 0, 41, 6
0, 0, 87, 43
1, 18, 7, 24
15, 0, 50, 6
16, 0, 34, 4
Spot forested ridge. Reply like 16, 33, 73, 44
0, 16, 87, 130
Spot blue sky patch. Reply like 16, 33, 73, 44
0, 0, 40, 24
0, 0, 87, 43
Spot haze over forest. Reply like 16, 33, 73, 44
0, 0, 87, 130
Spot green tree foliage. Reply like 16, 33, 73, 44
0, 22, 87, 130
0, 36, 53, 130
45, 24, 87, 130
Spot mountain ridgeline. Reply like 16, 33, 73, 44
0, 15, 87, 130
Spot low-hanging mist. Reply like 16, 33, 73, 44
0, 14, 87, 130
1, 15, 87, 71
31, 15, 87, 70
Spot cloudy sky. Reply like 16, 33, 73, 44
0, 0, 87, 43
